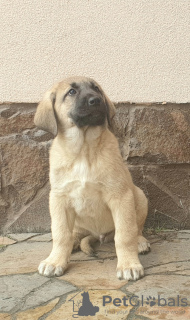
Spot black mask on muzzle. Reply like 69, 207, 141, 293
69, 95, 107, 128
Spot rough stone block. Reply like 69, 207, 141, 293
0, 135, 51, 233
0, 104, 52, 234
6, 183, 51, 233
114, 103, 190, 165
129, 164, 190, 229
0, 104, 36, 136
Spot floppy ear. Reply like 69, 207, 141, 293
104, 93, 116, 127
34, 89, 57, 136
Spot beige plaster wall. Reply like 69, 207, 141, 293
1, 0, 189, 103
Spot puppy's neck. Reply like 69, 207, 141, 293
56, 125, 108, 156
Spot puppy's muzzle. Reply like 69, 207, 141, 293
69, 95, 107, 128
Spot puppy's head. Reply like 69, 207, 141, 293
34, 77, 116, 136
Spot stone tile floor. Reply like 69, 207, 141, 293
0, 230, 190, 319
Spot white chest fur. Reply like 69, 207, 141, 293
72, 158, 89, 186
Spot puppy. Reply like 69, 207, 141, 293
34, 76, 150, 281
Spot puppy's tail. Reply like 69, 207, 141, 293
73, 231, 114, 256
80, 235, 98, 256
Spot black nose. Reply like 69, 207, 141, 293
88, 96, 101, 106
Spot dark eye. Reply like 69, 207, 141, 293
94, 86, 100, 92
68, 88, 77, 96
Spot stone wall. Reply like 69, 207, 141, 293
0, 103, 189, 234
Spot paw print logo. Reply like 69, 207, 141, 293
146, 296, 156, 307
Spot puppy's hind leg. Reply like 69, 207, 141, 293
138, 235, 150, 254
135, 186, 150, 254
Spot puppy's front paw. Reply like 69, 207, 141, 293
38, 260, 66, 277
117, 263, 144, 281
